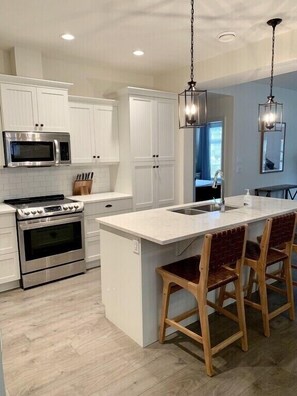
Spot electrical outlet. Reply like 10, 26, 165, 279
133, 239, 140, 254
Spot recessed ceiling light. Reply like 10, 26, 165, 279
133, 50, 144, 56
61, 33, 75, 41
217, 31, 236, 43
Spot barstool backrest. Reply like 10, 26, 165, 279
269, 212, 296, 248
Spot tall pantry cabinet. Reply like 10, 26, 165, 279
114, 87, 177, 211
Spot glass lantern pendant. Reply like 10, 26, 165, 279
178, 0, 207, 129
258, 18, 283, 132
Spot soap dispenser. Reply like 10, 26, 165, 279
243, 189, 252, 207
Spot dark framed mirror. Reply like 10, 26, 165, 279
260, 122, 286, 174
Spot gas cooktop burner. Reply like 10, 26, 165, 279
4, 194, 84, 220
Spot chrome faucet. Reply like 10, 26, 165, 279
212, 169, 225, 212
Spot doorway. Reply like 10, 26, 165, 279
194, 121, 223, 202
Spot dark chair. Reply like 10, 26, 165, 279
156, 225, 248, 376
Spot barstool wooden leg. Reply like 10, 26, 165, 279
283, 258, 295, 321
197, 296, 214, 377
258, 271, 270, 337
246, 268, 256, 299
159, 279, 171, 343
234, 279, 248, 351
217, 285, 227, 308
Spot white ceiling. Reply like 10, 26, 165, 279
0, 0, 297, 77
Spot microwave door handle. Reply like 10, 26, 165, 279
54, 139, 60, 165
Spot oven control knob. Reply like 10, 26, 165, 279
68, 206, 73, 210
63, 206, 69, 210
37, 210, 43, 214
74, 205, 79, 209
31, 211, 36, 215
24, 211, 30, 216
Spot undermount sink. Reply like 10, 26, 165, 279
170, 208, 206, 215
192, 204, 238, 212
169, 204, 238, 215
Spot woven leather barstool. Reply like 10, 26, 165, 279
292, 234, 297, 287
156, 225, 248, 377
221, 212, 296, 338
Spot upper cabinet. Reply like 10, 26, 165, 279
129, 96, 175, 162
0, 75, 72, 133
69, 96, 119, 164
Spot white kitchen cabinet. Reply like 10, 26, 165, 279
0, 213, 20, 286
0, 82, 70, 132
69, 96, 119, 164
129, 96, 175, 162
78, 195, 132, 268
133, 161, 175, 211
115, 87, 177, 211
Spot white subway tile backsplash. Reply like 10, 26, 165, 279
0, 165, 111, 201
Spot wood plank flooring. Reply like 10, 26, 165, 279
0, 266, 297, 396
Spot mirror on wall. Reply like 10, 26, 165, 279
260, 123, 285, 174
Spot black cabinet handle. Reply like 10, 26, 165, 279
35, 124, 39, 127
97, 155, 100, 158
40, 123, 44, 127
156, 165, 159, 168
153, 166, 156, 168
105, 204, 112, 208
153, 155, 156, 158
156, 155, 159, 158
93, 155, 96, 158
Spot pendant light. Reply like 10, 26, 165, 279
178, 0, 207, 129
258, 18, 283, 132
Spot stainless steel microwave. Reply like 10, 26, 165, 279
2, 131, 71, 167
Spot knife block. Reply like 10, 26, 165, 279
73, 180, 93, 195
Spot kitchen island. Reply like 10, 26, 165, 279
97, 195, 297, 347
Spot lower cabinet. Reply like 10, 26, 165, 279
0, 214, 20, 286
83, 198, 132, 268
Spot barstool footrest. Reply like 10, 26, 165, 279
211, 331, 243, 355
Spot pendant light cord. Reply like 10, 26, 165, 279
190, 0, 194, 82
269, 23, 276, 98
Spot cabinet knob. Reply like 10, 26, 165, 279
35, 124, 39, 127
97, 155, 100, 159
153, 155, 156, 158
93, 156, 96, 158
156, 155, 159, 158
40, 123, 44, 127
156, 165, 159, 168
153, 166, 156, 168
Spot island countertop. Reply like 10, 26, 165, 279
97, 195, 297, 245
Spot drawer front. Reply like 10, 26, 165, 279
84, 209, 131, 237
84, 198, 132, 216
0, 228, 17, 255
0, 214, 16, 229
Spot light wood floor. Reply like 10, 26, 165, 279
1, 267, 297, 396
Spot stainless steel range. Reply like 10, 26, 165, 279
4, 194, 85, 289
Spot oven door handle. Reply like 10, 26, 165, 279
18, 215, 83, 230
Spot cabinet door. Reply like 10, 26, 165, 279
130, 97, 155, 161
157, 99, 175, 161
155, 161, 175, 207
133, 162, 155, 210
85, 236, 100, 264
0, 252, 20, 284
93, 105, 119, 162
0, 228, 17, 255
36, 88, 69, 132
69, 102, 94, 163
0, 83, 38, 131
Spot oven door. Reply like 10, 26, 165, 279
17, 213, 85, 274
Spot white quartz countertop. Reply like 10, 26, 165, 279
67, 192, 132, 203
0, 203, 16, 214
97, 195, 297, 245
